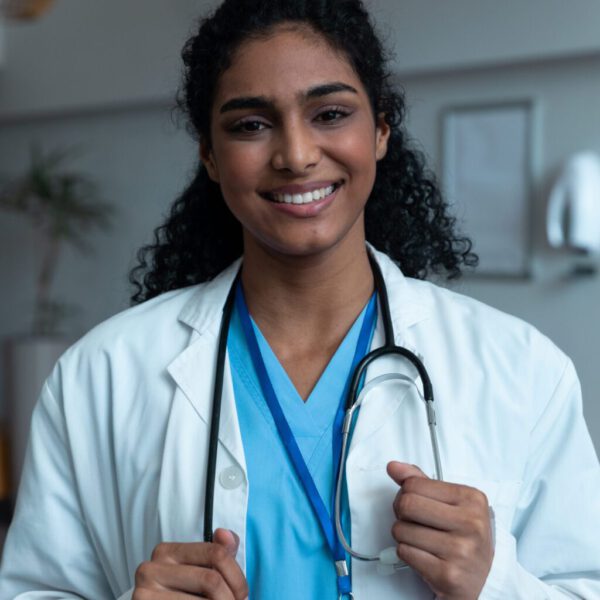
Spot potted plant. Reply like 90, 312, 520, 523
0, 145, 113, 495
1, 146, 113, 335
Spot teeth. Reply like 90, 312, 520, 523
270, 184, 337, 204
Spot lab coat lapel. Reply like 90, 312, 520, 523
166, 333, 245, 468
157, 261, 247, 543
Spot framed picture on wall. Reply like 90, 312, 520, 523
441, 100, 535, 277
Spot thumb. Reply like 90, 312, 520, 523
213, 528, 240, 557
387, 461, 428, 486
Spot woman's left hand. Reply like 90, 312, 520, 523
387, 461, 494, 600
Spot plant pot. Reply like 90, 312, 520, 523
2, 335, 69, 494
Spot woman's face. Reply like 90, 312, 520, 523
202, 25, 390, 260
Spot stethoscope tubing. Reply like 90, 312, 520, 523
334, 372, 443, 564
332, 256, 443, 564
203, 254, 443, 574
204, 275, 238, 543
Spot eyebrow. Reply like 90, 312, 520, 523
218, 81, 358, 114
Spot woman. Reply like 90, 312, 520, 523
1, 1, 599, 599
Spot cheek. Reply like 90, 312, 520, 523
213, 142, 267, 195
214, 148, 270, 227
329, 125, 378, 179
215, 142, 265, 180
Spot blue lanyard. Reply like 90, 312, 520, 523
235, 282, 377, 597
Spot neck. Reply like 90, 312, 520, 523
239, 231, 375, 401
240, 236, 374, 339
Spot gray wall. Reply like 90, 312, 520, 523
399, 54, 600, 448
3, 0, 600, 117
1, 1, 599, 450
0, 0, 210, 118
371, 0, 600, 74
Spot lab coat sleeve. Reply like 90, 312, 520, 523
0, 381, 117, 599
478, 357, 600, 599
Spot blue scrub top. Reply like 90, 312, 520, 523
228, 301, 373, 599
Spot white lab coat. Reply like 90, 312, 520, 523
0, 249, 599, 599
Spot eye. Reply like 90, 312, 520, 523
315, 107, 352, 123
230, 119, 269, 134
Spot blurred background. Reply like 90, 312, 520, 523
0, 0, 599, 532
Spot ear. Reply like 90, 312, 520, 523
200, 141, 220, 183
375, 113, 391, 161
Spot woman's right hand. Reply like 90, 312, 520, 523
132, 528, 249, 599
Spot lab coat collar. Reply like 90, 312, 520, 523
177, 257, 243, 334
176, 247, 432, 336
367, 245, 432, 335
166, 258, 245, 470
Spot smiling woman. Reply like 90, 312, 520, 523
0, 0, 599, 599
201, 27, 389, 261
128, 3, 476, 300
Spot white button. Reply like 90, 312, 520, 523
219, 466, 243, 490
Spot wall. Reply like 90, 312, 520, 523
399, 54, 600, 448
0, 0, 212, 119
371, 0, 600, 74
0, 19, 5, 66
3, 0, 600, 118
0, 0, 206, 412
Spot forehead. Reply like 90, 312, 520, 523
213, 26, 365, 106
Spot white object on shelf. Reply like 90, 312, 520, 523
547, 152, 600, 254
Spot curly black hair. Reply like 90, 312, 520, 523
129, 0, 477, 304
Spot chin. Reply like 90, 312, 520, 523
254, 232, 359, 262
244, 212, 366, 261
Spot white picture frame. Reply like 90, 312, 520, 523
442, 101, 535, 277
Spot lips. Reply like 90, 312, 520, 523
260, 181, 343, 205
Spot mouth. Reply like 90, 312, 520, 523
260, 181, 343, 205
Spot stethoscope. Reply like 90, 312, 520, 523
202, 252, 443, 586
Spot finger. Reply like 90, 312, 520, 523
152, 543, 248, 600
387, 461, 429, 486
133, 591, 203, 600
213, 528, 240, 556
136, 562, 236, 599
391, 520, 452, 558
395, 543, 443, 591
398, 477, 489, 509
393, 488, 458, 530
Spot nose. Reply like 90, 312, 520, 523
271, 119, 321, 174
